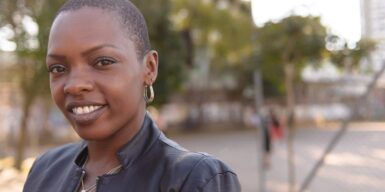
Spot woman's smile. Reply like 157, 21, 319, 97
72, 105, 102, 115
66, 101, 108, 125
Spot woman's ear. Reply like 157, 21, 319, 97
143, 50, 158, 85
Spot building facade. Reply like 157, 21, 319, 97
361, 0, 385, 70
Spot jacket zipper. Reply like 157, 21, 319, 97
74, 170, 86, 192
95, 177, 100, 192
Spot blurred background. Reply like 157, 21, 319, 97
1, 0, 385, 191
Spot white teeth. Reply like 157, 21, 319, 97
72, 105, 102, 115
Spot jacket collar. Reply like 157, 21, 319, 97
74, 112, 161, 168
117, 113, 161, 168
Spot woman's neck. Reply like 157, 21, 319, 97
86, 108, 146, 165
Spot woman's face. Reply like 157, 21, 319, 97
46, 8, 152, 140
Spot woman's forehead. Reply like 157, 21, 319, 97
48, 8, 134, 54
52, 7, 121, 35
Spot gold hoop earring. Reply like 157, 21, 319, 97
144, 84, 154, 103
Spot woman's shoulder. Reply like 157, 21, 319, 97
30, 142, 84, 170
180, 153, 240, 191
157, 134, 236, 173
156, 136, 240, 191
24, 142, 84, 191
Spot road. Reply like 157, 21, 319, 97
170, 123, 385, 192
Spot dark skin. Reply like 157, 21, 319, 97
47, 7, 158, 189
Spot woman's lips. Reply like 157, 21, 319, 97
68, 104, 107, 125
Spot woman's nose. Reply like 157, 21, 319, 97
63, 70, 94, 96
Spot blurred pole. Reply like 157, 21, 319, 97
253, 70, 264, 111
250, 2, 265, 191
299, 60, 385, 192
284, 63, 296, 192
254, 65, 266, 192
252, 36, 266, 192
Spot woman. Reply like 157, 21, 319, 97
23, 0, 241, 191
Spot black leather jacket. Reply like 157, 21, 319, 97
23, 114, 241, 192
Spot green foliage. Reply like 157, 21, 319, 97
1, 0, 65, 103
169, 0, 255, 102
329, 36, 377, 71
132, 0, 187, 105
255, 15, 328, 96
171, 0, 253, 67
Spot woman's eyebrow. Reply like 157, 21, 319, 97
46, 53, 66, 61
81, 44, 119, 56
46, 44, 119, 60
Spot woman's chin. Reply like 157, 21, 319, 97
75, 129, 113, 141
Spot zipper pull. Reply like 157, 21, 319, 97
95, 177, 101, 192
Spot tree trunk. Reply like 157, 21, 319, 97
181, 28, 194, 68
14, 101, 31, 170
285, 63, 296, 192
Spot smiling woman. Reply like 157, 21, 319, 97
22, 0, 240, 192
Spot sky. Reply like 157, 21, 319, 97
251, 0, 361, 43
0, 0, 362, 52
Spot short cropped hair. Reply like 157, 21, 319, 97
57, 0, 151, 60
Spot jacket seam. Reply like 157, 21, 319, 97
179, 155, 208, 189
200, 171, 238, 190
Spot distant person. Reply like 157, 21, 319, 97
261, 116, 272, 169
269, 109, 284, 141
23, 0, 240, 191
244, 107, 271, 168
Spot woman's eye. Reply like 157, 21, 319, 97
48, 65, 66, 74
95, 57, 116, 67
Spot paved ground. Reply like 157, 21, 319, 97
2, 122, 384, 192
170, 122, 385, 192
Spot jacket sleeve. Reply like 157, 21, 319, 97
181, 155, 241, 192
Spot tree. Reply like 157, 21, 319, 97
170, 0, 254, 95
171, 0, 253, 69
328, 36, 377, 72
169, 0, 254, 126
255, 15, 328, 191
0, 0, 65, 169
132, 0, 188, 105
